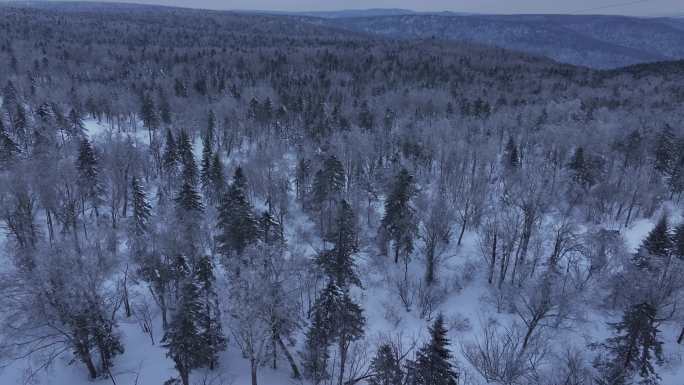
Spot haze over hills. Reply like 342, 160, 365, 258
305, 13, 684, 68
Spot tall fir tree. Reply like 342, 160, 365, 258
208, 152, 225, 204
140, 93, 159, 131
0, 117, 20, 164
595, 302, 663, 385
370, 343, 404, 385
163, 279, 205, 385
194, 256, 227, 370
668, 154, 684, 198
177, 130, 198, 186
206, 109, 216, 143
674, 221, 684, 259
162, 129, 179, 177
200, 133, 213, 194
317, 200, 360, 288
13, 103, 27, 148
654, 125, 676, 176
68, 108, 85, 138
175, 175, 204, 213
568, 146, 594, 188
504, 137, 520, 170
302, 308, 331, 385
130, 176, 151, 237
76, 138, 105, 217
311, 156, 345, 218
380, 168, 418, 264
302, 281, 365, 385
409, 315, 458, 385
216, 167, 259, 258
259, 210, 284, 246
634, 215, 672, 270
159, 90, 172, 125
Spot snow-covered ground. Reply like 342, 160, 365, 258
1, 119, 682, 385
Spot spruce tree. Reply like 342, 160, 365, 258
0, 117, 20, 164
76, 138, 104, 217
162, 129, 179, 177
302, 309, 330, 385
177, 130, 197, 185
323, 155, 346, 196
2, 80, 17, 107
668, 154, 684, 198
130, 176, 151, 237
208, 152, 225, 204
334, 289, 365, 385
674, 221, 684, 259
302, 280, 365, 385
200, 134, 213, 194
358, 101, 374, 130
380, 168, 418, 264
175, 172, 204, 214
259, 210, 284, 246
569, 146, 594, 188
504, 137, 519, 170
88, 309, 124, 375
13, 103, 27, 146
370, 343, 404, 385
140, 93, 159, 131
311, 156, 345, 220
174, 130, 203, 214
654, 125, 675, 176
311, 168, 329, 211
163, 279, 205, 385
174, 144, 204, 261
216, 167, 259, 257
295, 158, 312, 199
68, 108, 85, 138
317, 200, 360, 288
595, 302, 663, 385
410, 315, 458, 385
634, 215, 672, 269
194, 256, 226, 370
206, 110, 216, 143
159, 90, 172, 125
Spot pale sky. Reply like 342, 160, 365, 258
62, 0, 683, 16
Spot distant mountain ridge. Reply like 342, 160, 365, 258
245, 8, 472, 18
309, 14, 684, 68
8, 3, 684, 69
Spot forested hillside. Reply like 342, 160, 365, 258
313, 14, 684, 68
0, 3, 683, 385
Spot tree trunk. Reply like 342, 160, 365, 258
488, 232, 497, 285
624, 188, 638, 228
180, 368, 190, 385
425, 240, 435, 285
522, 318, 539, 352
457, 215, 467, 246
338, 339, 347, 385
78, 345, 98, 379
45, 208, 54, 244
123, 265, 132, 318
276, 334, 300, 379
251, 357, 258, 385
272, 332, 277, 370
122, 167, 129, 218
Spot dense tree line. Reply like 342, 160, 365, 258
0, 3, 683, 385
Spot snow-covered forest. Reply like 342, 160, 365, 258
0, 3, 683, 385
